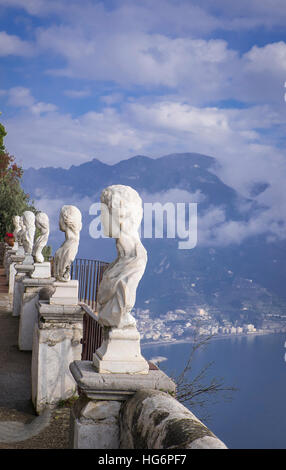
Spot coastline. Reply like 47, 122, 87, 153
141, 330, 286, 350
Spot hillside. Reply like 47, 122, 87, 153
22, 153, 286, 337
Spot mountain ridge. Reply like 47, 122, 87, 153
21, 152, 286, 334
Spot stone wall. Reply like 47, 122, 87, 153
119, 389, 227, 449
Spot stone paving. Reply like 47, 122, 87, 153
0, 265, 71, 449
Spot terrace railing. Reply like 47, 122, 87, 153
70, 258, 109, 311
70, 258, 109, 360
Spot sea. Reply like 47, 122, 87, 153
142, 333, 286, 449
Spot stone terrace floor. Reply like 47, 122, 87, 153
0, 266, 71, 449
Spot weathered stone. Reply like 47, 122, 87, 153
81, 399, 121, 421
50, 280, 79, 305
18, 278, 55, 351
31, 306, 84, 414
12, 274, 26, 317
38, 300, 84, 322
53, 205, 82, 282
93, 326, 149, 375
32, 212, 49, 263
22, 211, 35, 255
70, 360, 176, 401
119, 389, 227, 449
94, 185, 148, 374
39, 285, 56, 301
30, 262, 51, 279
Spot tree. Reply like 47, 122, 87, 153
0, 119, 34, 239
168, 334, 237, 423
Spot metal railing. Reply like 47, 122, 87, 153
80, 303, 104, 361
54, 257, 156, 367
70, 258, 109, 311
70, 258, 109, 360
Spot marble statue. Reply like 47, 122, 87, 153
17, 216, 25, 245
12, 215, 21, 242
53, 205, 82, 282
32, 212, 50, 263
97, 184, 147, 329
22, 211, 36, 254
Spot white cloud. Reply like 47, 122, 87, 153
64, 89, 91, 99
7, 87, 57, 114
4, 95, 286, 249
4, 96, 286, 198
35, 195, 94, 233
0, 0, 65, 16
0, 0, 285, 248
2, 2, 286, 107
3, 105, 145, 168
141, 189, 206, 205
101, 93, 124, 105
197, 203, 286, 247
198, 0, 286, 30
8, 87, 35, 107
33, 16, 286, 107
0, 31, 34, 56
37, 27, 236, 98
4, 0, 286, 35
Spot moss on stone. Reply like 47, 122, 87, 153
162, 417, 214, 449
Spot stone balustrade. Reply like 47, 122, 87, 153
69, 360, 227, 449
0, 189, 229, 450
120, 389, 227, 449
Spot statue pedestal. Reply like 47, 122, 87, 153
31, 262, 51, 279
12, 263, 34, 317
7, 254, 25, 295
18, 277, 55, 351
50, 280, 78, 305
69, 360, 176, 449
16, 245, 25, 256
22, 254, 34, 265
4, 247, 18, 277
31, 301, 84, 414
93, 326, 149, 375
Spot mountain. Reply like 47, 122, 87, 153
22, 153, 286, 335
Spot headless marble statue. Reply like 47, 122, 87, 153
53, 205, 82, 282
17, 216, 25, 245
12, 215, 21, 243
33, 212, 50, 263
22, 211, 36, 255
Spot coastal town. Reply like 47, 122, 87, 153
134, 305, 286, 344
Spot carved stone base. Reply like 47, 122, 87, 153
31, 262, 51, 279
18, 278, 55, 351
31, 301, 84, 414
16, 245, 25, 256
69, 360, 176, 449
8, 254, 25, 294
22, 254, 34, 265
93, 326, 149, 374
50, 280, 78, 305
12, 274, 26, 317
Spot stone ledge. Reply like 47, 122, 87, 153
119, 389, 227, 449
15, 264, 34, 273
22, 277, 55, 286
7, 255, 25, 263
38, 300, 84, 323
70, 360, 176, 401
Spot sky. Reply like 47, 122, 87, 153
1, 0, 286, 247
